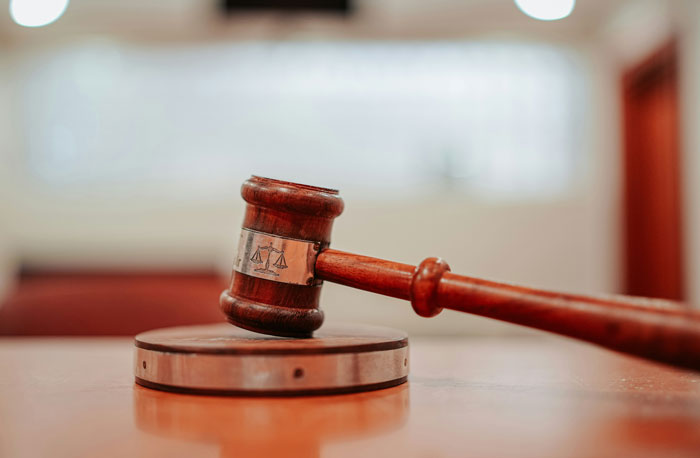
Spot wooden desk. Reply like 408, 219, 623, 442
1, 332, 699, 457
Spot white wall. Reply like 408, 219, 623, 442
0, 47, 20, 300
679, 0, 700, 306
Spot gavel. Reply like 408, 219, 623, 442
221, 176, 700, 371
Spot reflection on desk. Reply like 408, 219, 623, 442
134, 383, 408, 457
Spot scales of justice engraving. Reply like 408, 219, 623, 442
249, 243, 288, 277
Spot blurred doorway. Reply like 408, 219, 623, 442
622, 41, 684, 300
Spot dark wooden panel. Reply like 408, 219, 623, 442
622, 41, 684, 300
0, 270, 227, 336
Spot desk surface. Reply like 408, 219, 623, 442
1, 331, 699, 458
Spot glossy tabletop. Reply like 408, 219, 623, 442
1, 331, 699, 458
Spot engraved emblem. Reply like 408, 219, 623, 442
234, 229, 316, 285
249, 243, 288, 277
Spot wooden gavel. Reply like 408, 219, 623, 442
220, 176, 700, 371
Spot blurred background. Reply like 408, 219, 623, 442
0, 0, 697, 336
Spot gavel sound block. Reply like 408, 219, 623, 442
134, 323, 408, 395
221, 176, 700, 372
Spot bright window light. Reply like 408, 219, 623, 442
514, 0, 575, 21
21, 41, 585, 201
9, 0, 69, 28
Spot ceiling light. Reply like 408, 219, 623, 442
514, 0, 575, 21
10, 0, 70, 28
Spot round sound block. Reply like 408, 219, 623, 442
134, 323, 409, 396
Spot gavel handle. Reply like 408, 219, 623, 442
315, 249, 700, 371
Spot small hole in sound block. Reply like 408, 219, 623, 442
142, 361, 147, 369
404, 358, 407, 367
293, 368, 304, 379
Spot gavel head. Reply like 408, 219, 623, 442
220, 176, 344, 337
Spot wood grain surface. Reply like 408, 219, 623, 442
1, 335, 699, 458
